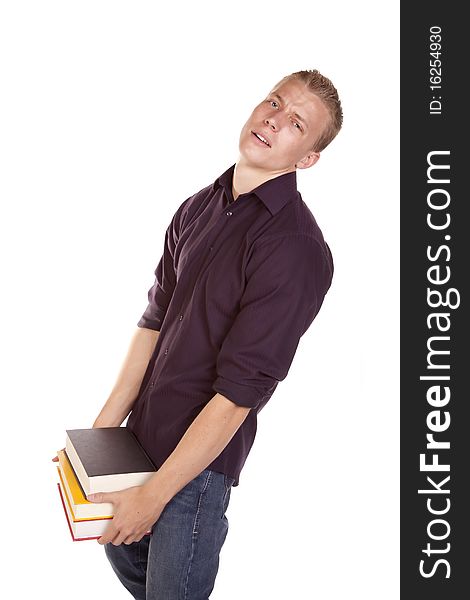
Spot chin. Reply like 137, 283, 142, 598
240, 152, 270, 170
239, 141, 269, 168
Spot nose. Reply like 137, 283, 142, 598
264, 116, 277, 131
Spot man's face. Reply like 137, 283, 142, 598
238, 78, 330, 172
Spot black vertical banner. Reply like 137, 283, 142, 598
401, 3, 468, 599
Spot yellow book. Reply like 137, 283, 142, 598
57, 449, 113, 520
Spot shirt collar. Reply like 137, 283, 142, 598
212, 163, 298, 216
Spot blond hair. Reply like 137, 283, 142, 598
272, 69, 343, 152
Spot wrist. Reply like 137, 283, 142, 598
92, 417, 117, 428
144, 470, 182, 506
93, 402, 128, 428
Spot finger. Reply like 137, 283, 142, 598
52, 448, 65, 462
102, 524, 127, 547
113, 534, 126, 546
97, 522, 118, 545
124, 537, 136, 545
87, 491, 115, 504
124, 532, 143, 545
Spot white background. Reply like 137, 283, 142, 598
0, 1, 399, 598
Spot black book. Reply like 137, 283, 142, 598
65, 427, 156, 496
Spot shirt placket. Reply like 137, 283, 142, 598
148, 194, 244, 388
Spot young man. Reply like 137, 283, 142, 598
88, 69, 343, 599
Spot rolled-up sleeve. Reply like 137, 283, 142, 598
212, 234, 334, 409
137, 199, 189, 331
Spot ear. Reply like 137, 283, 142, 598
295, 151, 320, 170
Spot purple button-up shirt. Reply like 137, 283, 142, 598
127, 164, 334, 485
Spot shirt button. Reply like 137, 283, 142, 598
225, 211, 233, 216
164, 348, 169, 355
179, 314, 183, 321
150, 381, 154, 388
209, 246, 213, 251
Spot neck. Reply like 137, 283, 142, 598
231, 158, 294, 200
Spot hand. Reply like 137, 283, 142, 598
52, 448, 65, 462
87, 486, 166, 546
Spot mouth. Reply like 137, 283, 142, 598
251, 130, 271, 147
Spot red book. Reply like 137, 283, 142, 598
57, 482, 112, 542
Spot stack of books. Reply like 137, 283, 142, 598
55, 427, 157, 541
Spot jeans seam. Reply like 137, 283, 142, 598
183, 470, 213, 600
221, 476, 231, 519
137, 540, 146, 576
226, 475, 235, 488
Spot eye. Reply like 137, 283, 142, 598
293, 121, 302, 131
270, 100, 279, 108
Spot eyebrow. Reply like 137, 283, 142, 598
272, 93, 308, 128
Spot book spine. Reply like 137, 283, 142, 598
65, 437, 91, 496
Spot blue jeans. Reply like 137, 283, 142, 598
104, 469, 235, 600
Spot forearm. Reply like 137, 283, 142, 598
93, 327, 160, 428
145, 392, 250, 504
